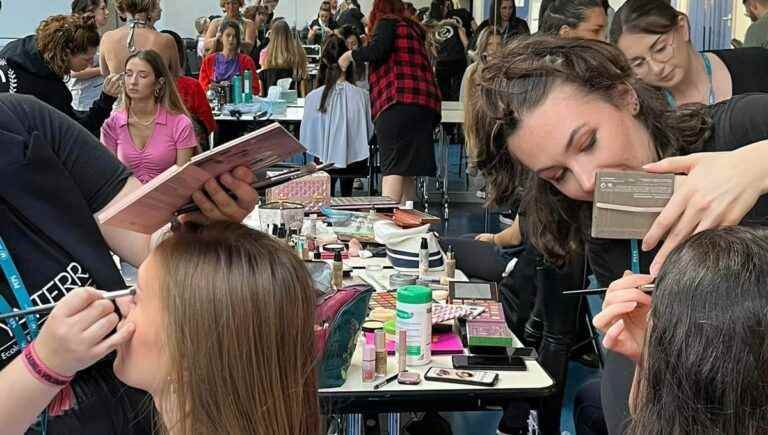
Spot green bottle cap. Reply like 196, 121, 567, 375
396, 285, 432, 305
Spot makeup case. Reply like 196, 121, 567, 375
315, 284, 374, 388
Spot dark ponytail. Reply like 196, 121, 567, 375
317, 35, 354, 113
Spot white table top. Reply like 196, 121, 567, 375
319, 344, 552, 395
215, 102, 463, 124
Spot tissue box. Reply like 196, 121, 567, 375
280, 89, 298, 104
262, 99, 287, 115
591, 170, 675, 239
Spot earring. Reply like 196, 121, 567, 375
154, 88, 161, 97
633, 99, 640, 114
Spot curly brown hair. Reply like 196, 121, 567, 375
35, 14, 100, 78
471, 36, 713, 265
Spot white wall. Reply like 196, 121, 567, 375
1, 0, 439, 40
0, 1, 71, 39
157, 0, 433, 38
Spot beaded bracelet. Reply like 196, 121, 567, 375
22, 342, 74, 388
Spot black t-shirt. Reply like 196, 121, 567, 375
593, 93, 768, 435
447, 8, 474, 41
433, 20, 467, 65
337, 7, 366, 35
710, 47, 768, 95
0, 93, 130, 370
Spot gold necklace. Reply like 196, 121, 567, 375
129, 109, 156, 126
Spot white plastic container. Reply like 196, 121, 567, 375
396, 285, 432, 366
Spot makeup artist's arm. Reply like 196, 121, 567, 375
475, 214, 522, 246
0, 288, 134, 435
592, 271, 653, 362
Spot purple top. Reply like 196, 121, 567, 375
214, 52, 241, 82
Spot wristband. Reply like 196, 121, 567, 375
22, 342, 74, 388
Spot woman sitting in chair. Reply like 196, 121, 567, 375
259, 20, 309, 97
198, 19, 260, 96
300, 35, 372, 197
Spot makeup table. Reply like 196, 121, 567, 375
319, 339, 554, 435
211, 101, 465, 219
319, 257, 555, 435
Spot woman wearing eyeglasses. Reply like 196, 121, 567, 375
611, 0, 768, 107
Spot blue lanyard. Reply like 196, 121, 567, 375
0, 237, 48, 433
0, 292, 29, 347
664, 52, 715, 107
629, 240, 641, 274
0, 237, 40, 340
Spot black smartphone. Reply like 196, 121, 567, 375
510, 347, 538, 360
452, 354, 527, 371
424, 367, 499, 387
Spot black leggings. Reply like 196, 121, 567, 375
574, 379, 609, 435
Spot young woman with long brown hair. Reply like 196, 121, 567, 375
301, 35, 372, 197
101, 49, 198, 184
204, 0, 257, 54
113, 222, 320, 435
199, 19, 260, 96
471, 35, 768, 434
260, 19, 309, 96
338, 0, 442, 204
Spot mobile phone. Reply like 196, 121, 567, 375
510, 347, 538, 360
452, 354, 527, 371
424, 367, 499, 387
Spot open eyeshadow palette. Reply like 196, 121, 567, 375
451, 299, 504, 322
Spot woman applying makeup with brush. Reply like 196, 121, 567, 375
0, 288, 135, 435
471, 35, 768, 434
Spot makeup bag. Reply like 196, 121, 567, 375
315, 284, 374, 388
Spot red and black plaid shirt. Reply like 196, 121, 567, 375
369, 20, 442, 119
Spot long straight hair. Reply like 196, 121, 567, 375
628, 226, 768, 435
118, 49, 191, 119
317, 35, 354, 113
488, 0, 516, 25
152, 222, 320, 435
472, 36, 712, 265
264, 20, 309, 80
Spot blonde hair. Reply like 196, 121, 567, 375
264, 20, 308, 80
36, 14, 100, 77
194, 16, 210, 35
119, 49, 191, 119
152, 222, 320, 435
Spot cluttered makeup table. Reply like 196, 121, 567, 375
316, 255, 555, 434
